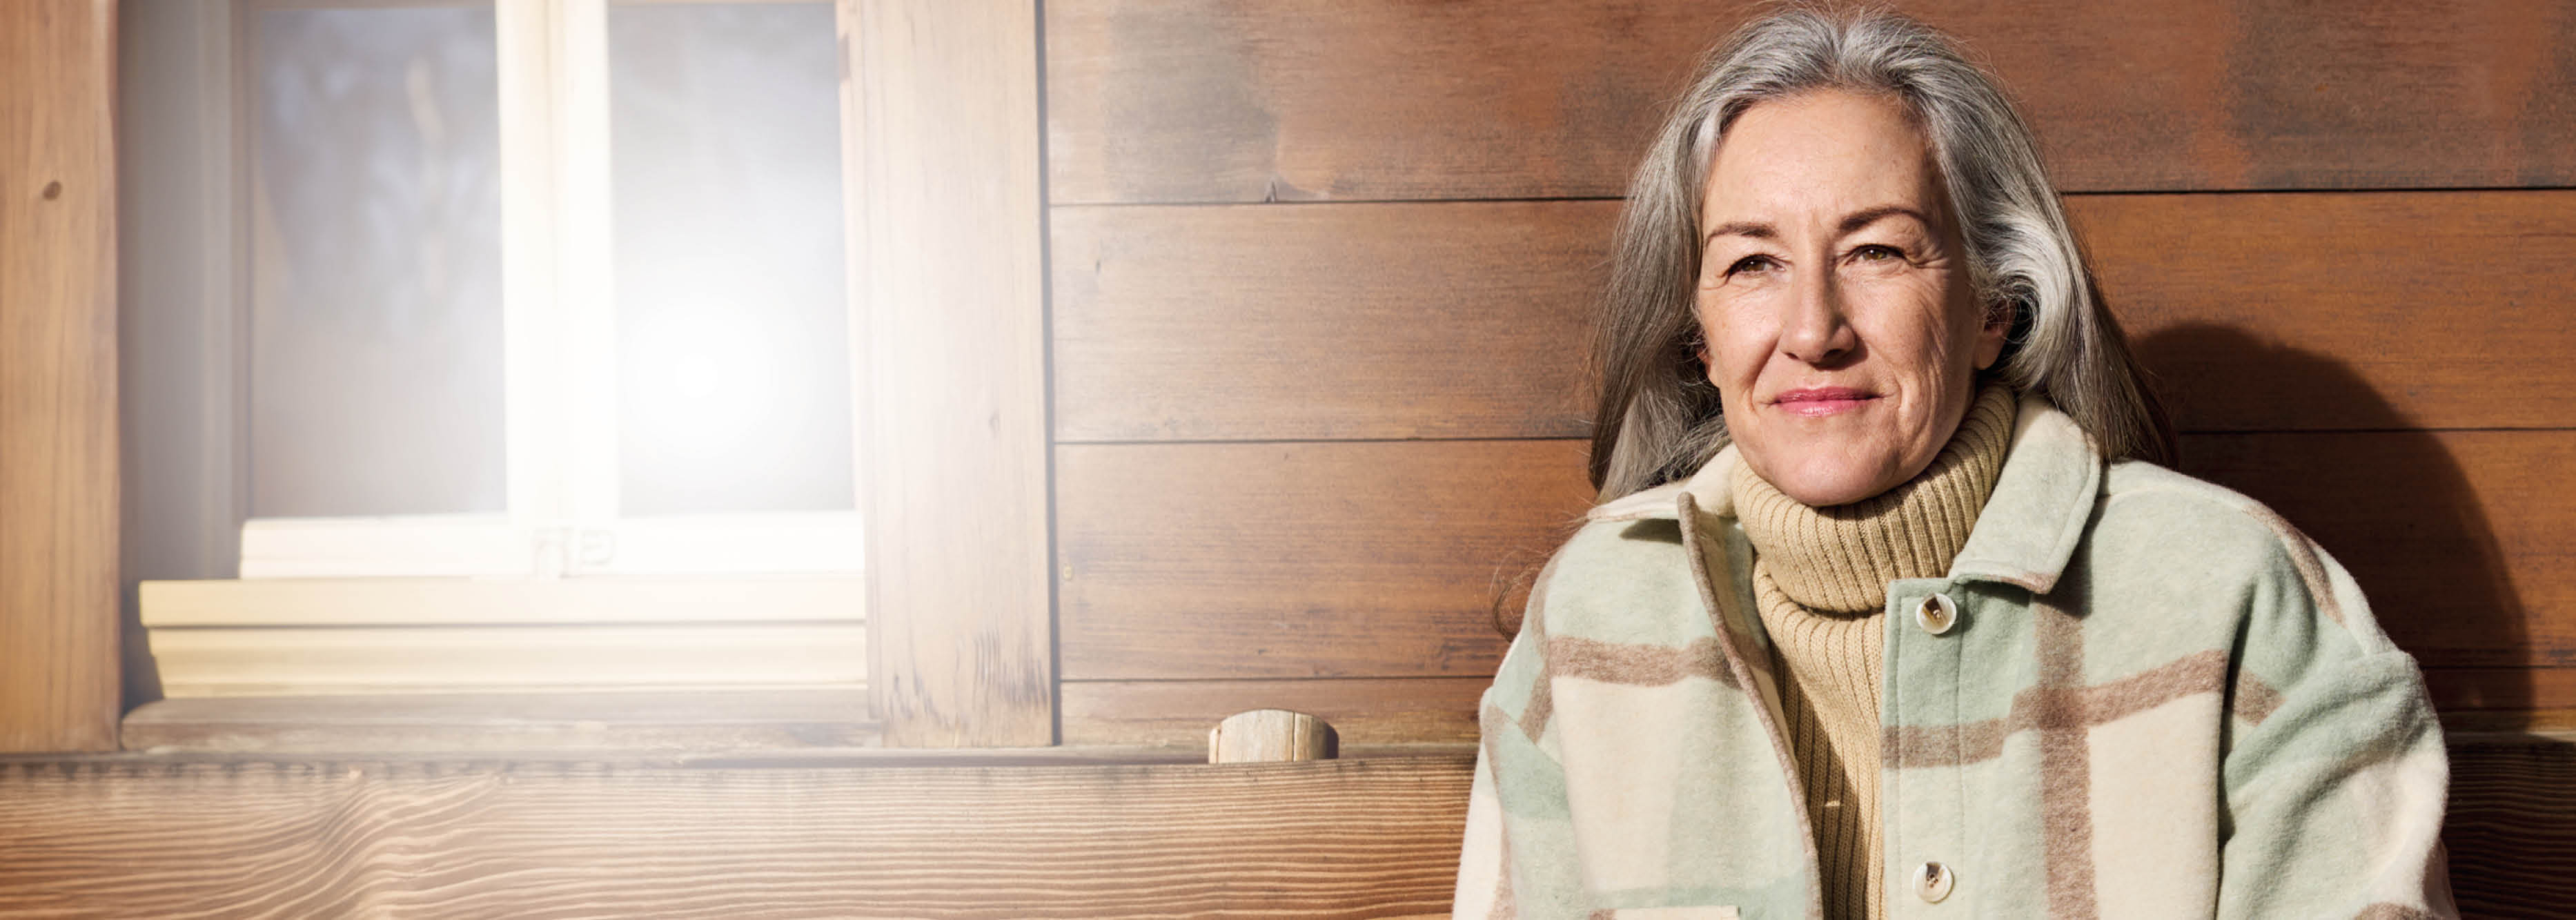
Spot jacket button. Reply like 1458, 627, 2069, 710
1916, 593, 1958, 636
1916, 860, 1955, 903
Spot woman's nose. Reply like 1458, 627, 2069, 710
1778, 271, 1856, 364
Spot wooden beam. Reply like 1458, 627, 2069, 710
0, 739, 2565, 914
0, 0, 120, 752
0, 754, 1473, 917
843, 0, 1052, 745
1045, 0, 2576, 203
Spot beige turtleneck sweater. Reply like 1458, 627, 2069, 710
1729, 382, 2016, 920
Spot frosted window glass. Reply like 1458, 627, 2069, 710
609, 2, 854, 516
249, 6, 506, 518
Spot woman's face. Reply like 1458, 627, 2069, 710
1694, 89, 2007, 507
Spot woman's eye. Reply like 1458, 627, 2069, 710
1852, 244, 1904, 263
1725, 255, 1780, 277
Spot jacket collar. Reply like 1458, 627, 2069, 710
1584, 391, 2102, 594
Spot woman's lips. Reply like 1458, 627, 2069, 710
1771, 386, 1876, 417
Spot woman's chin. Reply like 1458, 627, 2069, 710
1772, 476, 1884, 509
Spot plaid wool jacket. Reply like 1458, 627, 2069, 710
1453, 393, 2456, 919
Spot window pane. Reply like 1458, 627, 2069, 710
249, 6, 507, 518
609, 2, 854, 516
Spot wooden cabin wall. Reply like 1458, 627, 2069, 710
1041, 0, 2576, 747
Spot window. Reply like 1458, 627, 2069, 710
117, 0, 1052, 749
239, 0, 863, 580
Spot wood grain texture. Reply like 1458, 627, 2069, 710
1207, 709, 1333, 763
2426, 668, 2576, 717
2447, 735, 2576, 919
1052, 202, 1609, 442
120, 689, 880, 754
0, 755, 1473, 919
2080, 191, 2576, 433
843, 0, 1053, 745
1, 0, 120, 752
1045, 0, 2576, 204
1062, 678, 1486, 748
1057, 440, 1591, 681
1050, 192, 2576, 442
0, 741, 2562, 915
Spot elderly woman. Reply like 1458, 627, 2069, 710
1452, 9, 2454, 919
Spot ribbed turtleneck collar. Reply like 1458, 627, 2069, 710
1730, 382, 2018, 614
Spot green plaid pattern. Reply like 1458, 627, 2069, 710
1453, 394, 2454, 919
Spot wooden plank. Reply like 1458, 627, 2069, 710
1050, 191, 2576, 442
1062, 678, 1487, 748
2448, 736, 2576, 919
0, 755, 1473, 918
1052, 201, 1608, 442
141, 576, 865, 627
1060, 431, 2574, 681
2080, 191, 2576, 433
1056, 440, 1586, 681
148, 624, 866, 697
843, 0, 1054, 745
119, 689, 878, 754
1045, 0, 2576, 204
0, 0, 120, 752
2179, 430, 2576, 671
2425, 667, 2576, 717
0, 741, 2562, 914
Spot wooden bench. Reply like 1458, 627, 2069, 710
2, 733, 2564, 917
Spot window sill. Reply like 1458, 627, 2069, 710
118, 688, 880, 756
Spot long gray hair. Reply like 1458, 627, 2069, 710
1588, 7, 2174, 500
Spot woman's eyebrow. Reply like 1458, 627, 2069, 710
1838, 204, 1932, 235
1703, 220, 1776, 246
1703, 207, 1929, 248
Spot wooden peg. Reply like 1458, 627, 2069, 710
1207, 709, 1338, 763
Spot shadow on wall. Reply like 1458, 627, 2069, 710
2131, 321, 2528, 714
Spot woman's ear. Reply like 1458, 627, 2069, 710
1973, 299, 2012, 371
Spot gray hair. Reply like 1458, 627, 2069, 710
1587, 6, 2173, 500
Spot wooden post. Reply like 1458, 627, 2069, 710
842, 0, 1053, 746
0, 0, 121, 752
1209, 709, 1338, 764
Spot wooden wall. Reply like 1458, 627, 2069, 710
1041, 0, 2576, 747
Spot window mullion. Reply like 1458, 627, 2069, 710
499, 0, 618, 574
555, 0, 621, 543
